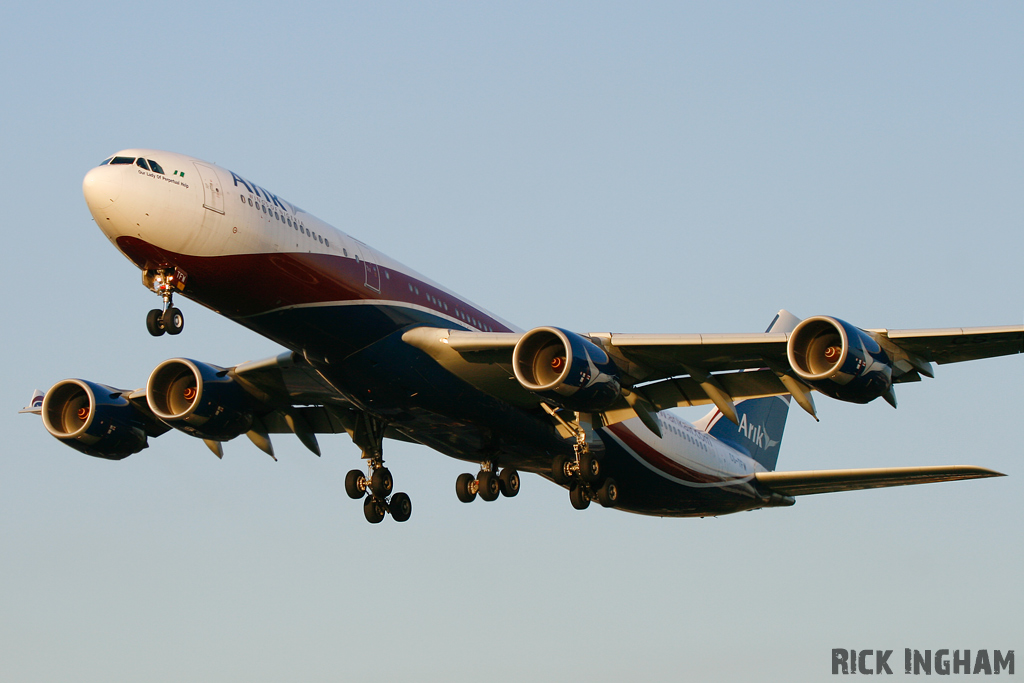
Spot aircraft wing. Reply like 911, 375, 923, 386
755, 465, 1004, 496
404, 317, 1022, 428
98, 352, 366, 459
864, 325, 1024, 365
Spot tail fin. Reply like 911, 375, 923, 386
694, 395, 791, 471
692, 310, 800, 471
19, 389, 44, 415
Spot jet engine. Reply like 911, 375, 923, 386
513, 327, 622, 411
41, 379, 149, 459
146, 359, 253, 441
786, 316, 894, 403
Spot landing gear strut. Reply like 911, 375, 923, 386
549, 410, 619, 510
144, 268, 185, 337
455, 462, 520, 503
343, 412, 412, 523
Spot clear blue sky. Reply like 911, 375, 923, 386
1, 2, 1021, 681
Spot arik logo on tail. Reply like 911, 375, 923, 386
736, 413, 779, 450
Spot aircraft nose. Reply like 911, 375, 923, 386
82, 165, 123, 213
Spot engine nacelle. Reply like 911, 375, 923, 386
513, 327, 622, 411
146, 359, 253, 441
41, 380, 148, 459
787, 316, 894, 403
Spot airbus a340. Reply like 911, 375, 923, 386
23, 149, 1023, 523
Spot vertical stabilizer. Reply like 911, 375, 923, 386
694, 396, 791, 471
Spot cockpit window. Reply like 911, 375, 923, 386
136, 158, 151, 171
147, 159, 165, 175
110, 156, 135, 165
98, 157, 112, 166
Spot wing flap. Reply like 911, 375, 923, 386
755, 465, 1004, 496
640, 369, 788, 410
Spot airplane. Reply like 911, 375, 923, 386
22, 148, 1023, 523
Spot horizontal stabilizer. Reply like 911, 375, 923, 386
755, 465, 1003, 496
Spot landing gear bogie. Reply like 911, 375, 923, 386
455, 465, 521, 504
343, 414, 413, 523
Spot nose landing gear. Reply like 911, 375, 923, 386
144, 269, 185, 337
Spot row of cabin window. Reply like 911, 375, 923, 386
240, 194, 329, 248
100, 156, 167, 175
663, 420, 709, 450
406, 281, 494, 331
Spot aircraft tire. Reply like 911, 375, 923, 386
363, 496, 386, 524
551, 454, 573, 485
390, 492, 412, 522
370, 467, 394, 497
579, 451, 602, 484
499, 468, 520, 497
345, 470, 365, 499
478, 471, 500, 502
455, 473, 477, 503
597, 478, 618, 508
146, 309, 165, 336
162, 307, 184, 335
569, 484, 590, 510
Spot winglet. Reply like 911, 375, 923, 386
19, 389, 45, 415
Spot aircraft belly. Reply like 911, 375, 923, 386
594, 428, 766, 516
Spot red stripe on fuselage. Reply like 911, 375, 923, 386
114, 236, 512, 331
605, 422, 751, 486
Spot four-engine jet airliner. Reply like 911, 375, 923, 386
23, 149, 1023, 523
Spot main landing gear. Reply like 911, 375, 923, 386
144, 269, 185, 337
343, 413, 412, 524
550, 415, 619, 511
455, 462, 520, 503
